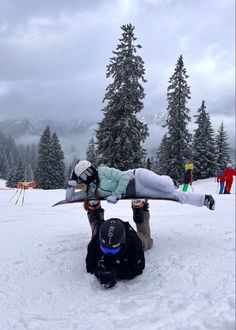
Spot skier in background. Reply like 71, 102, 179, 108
86, 218, 145, 289
182, 169, 193, 192
223, 163, 236, 194
216, 172, 226, 194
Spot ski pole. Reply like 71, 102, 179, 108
9, 189, 20, 203
22, 188, 26, 206
190, 184, 194, 192
15, 188, 23, 205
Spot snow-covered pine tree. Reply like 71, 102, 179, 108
215, 122, 231, 171
23, 144, 38, 181
156, 133, 171, 175
6, 169, 17, 188
34, 126, 54, 189
14, 157, 25, 185
163, 55, 192, 181
146, 157, 152, 170
86, 137, 98, 167
0, 148, 8, 179
0, 133, 17, 180
23, 145, 33, 181
96, 24, 148, 170
193, 100, 216, 179
16, 145, 30, 181
151, 155, 158, 173
51, 132, 66, 188
0, 132, 37, 185
30, 144, 38, 175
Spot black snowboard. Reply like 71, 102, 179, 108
52, 196, 177, 207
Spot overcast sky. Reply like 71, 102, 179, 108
0, 0, 235, 133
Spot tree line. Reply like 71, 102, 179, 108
155, 54, 231, 181
85, 24, 232, 182
0, 24, 233, 188
0, 128, 67, 189
0, 132, 37, 187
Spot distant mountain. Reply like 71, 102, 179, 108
0, 118, 94, 139
139, 112, 167, 126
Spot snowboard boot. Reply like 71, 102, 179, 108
204, 195, 215, 210
132, 199, 153, 250
87, 200, 105, 236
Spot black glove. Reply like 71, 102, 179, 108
97, 268, 117, 289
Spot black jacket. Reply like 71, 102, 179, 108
86, 221, 145, 280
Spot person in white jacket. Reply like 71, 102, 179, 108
66, 160, 216, 210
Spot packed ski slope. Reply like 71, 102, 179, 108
0, 178, 235, 330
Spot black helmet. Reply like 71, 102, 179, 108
99, 218, 126, 255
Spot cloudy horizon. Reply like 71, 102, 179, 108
0, 0, 235, 145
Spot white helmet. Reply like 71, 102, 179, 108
75, 160, 92, 177
226, 163, 232, 168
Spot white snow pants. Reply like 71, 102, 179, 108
133, 169, 205, 207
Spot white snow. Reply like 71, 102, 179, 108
0, 178, 235, 330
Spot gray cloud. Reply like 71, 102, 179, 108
0, 0, 235, 133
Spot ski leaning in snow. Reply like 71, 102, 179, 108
52, 196, 177, 207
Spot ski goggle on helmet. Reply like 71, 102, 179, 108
99, 218, 126, 255
100, 245, 122, 255
74, 160, 97, 184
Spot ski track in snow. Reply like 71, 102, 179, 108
0, 178, 235, 330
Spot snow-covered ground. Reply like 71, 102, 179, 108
0, 178, 235, 330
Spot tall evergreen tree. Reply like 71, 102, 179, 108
35, 126, 54, 189
30, 144, 38, 175
86, 137, 98, 166
96, 24, 148, 170
0, 132, 37, 184
6, 157, 25, 188
0, 133, 17, 179
193, 101, 216, 179
156, 133, 171, 175
14, 157, 25, 183
6, 169, 17, 188
146, 157, 152, 170
151, 155, 158, 173
215, 122, 231, 171
163, 55, 192, 181
35, 127, 66, 189
0, 149, 8, 179
51, 132, 66, 188
23, 144, 38, 180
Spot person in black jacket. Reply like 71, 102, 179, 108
68, 169, 153, 249
86, 218, 145, 289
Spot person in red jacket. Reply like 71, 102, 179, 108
216, 172, 225, 194
224, 164, 236, 194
